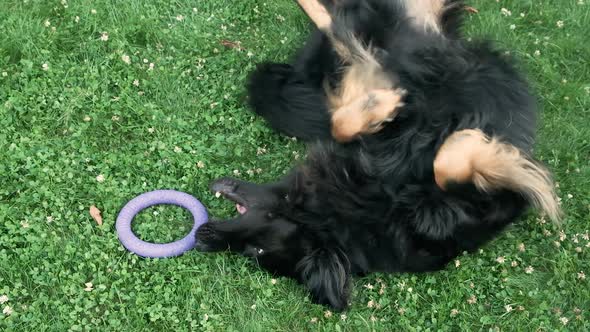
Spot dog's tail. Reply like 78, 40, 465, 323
246, 62, 332, 141
435, 129, 562, 223
471, 137, 562, 223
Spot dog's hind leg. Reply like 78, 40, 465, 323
433, 129, 562, 222
295, 0, 366, 63
330, 88, 406, 142
296, 0, 406, 142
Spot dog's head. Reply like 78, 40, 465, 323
195, 175, 352, 311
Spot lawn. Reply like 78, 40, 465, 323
0, 0, 589, 331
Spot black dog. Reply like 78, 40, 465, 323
195, 0, 560, 311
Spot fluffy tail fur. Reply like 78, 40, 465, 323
434, 129, 562, 222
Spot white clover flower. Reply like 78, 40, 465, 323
3, 306, 13, 316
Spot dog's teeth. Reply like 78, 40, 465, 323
215, 191, 221, 198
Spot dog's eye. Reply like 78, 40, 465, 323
266, 212, 275, 219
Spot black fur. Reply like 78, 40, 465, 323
246, 61, 333, 141
196, 0, 539, 310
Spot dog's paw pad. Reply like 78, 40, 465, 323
369, 88, 406, 121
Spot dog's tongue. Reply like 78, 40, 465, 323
236, 203, 247, 215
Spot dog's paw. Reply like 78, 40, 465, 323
194, 223, 227, 252
365, 88, 407, 130
330, 88, 407, 142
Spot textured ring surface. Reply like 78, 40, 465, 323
115, 190, 208, 258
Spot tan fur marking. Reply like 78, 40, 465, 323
296, 0, 349, 61
434, 129, 562, 222
326, 61, 404, 142
403, 0, 446, 34
326, 62, 392, 109
331, 88, 406, 142
297, 0, 376, 63
297, 0, 332, 30
433, 130, 481, 186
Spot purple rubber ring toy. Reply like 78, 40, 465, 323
115, 190, 208, 258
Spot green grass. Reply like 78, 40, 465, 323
0, 0, 589, 330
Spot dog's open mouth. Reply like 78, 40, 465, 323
235, 203, 247, 215
215, 191, 248, 215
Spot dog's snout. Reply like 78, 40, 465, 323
210, 177, 239, 194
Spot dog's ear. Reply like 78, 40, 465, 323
296, 247, 351, 311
